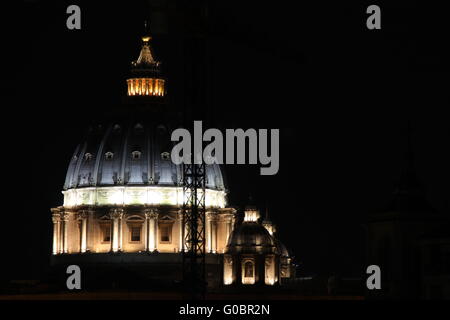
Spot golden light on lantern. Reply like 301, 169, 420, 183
126, 31, 165, 97
127, 78, 165, 96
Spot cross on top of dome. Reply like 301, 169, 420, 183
132, 21, 159, 68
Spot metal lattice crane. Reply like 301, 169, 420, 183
182, 160, 206, 299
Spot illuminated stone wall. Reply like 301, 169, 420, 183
264, 255, 277, 285
51, 205, 236, 255
63, 186, 227, 208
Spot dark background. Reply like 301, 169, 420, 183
6, 0, 449, 281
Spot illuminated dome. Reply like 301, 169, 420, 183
223, 205, 282, 286
223, 204, 295, 286
50, 25, 294, 289
62, 121, 227, 208
226, 222, 277, 254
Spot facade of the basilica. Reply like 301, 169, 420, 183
50, 30, 294, 288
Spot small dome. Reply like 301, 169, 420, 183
226, 222, 277, 254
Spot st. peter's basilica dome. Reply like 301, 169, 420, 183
62, 121, 227, 208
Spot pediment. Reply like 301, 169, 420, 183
159, 214, 175, 222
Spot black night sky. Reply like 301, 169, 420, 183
7, 0, 449, 282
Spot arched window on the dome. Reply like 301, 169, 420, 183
161, 152, 170, 161
242, 259, 255, 284
131, 150, 142, 160
244, 261, 254, 278
134, 123, 144, 134
157, 124, 167, 135
105, 152, 114, 160
84, 153, 93, 161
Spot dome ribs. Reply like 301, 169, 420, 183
92, 125, 112, 186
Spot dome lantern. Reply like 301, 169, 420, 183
243, 206, 260, 222
126, 22, 165, 97
243, 196, 260, 222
